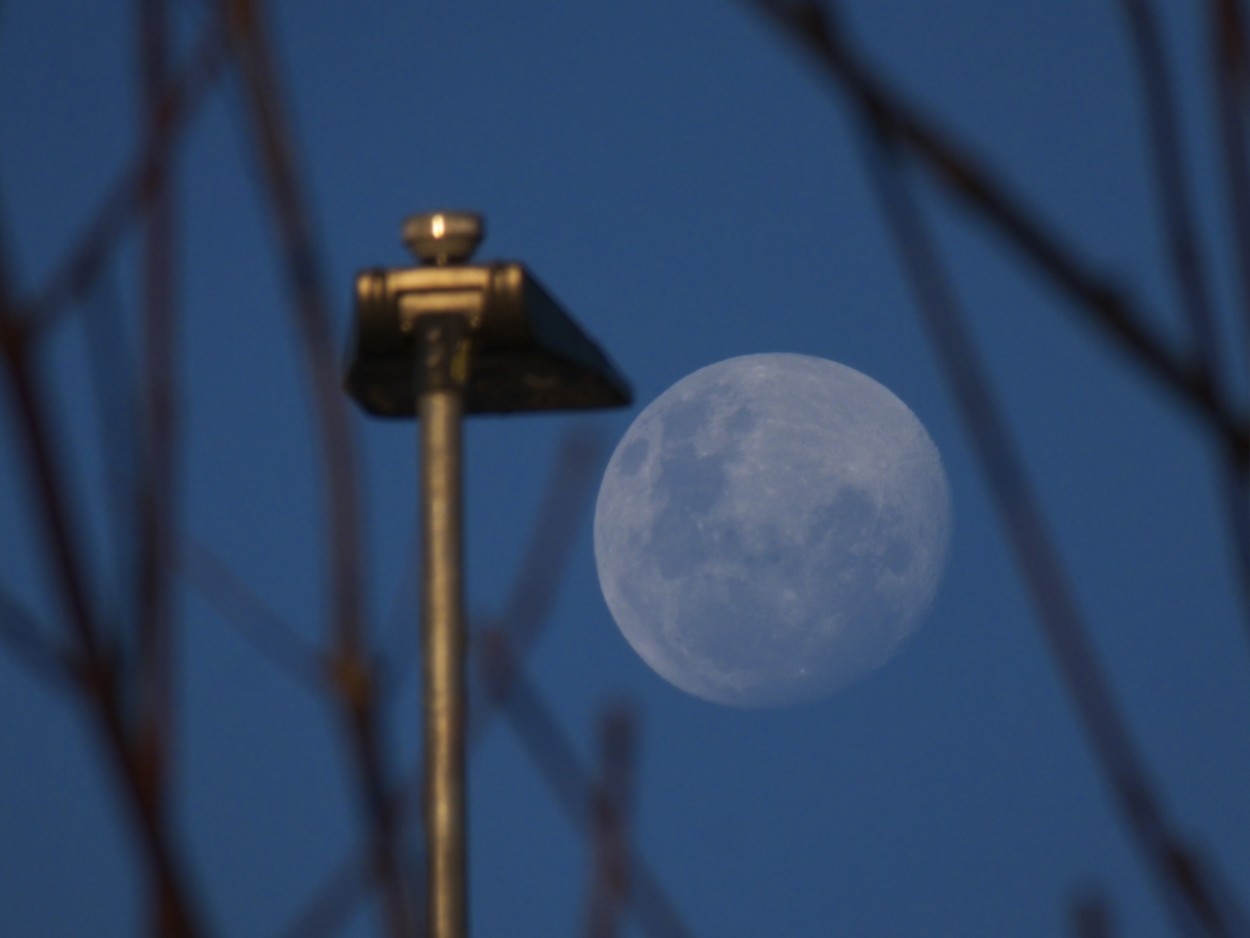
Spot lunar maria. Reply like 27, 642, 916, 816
593, 353, 952, 708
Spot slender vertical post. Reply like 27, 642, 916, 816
345, 209, 631, 937
417, 313, 470, 938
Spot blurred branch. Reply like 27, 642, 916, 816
335, 690, 415, 938
82, 271, 141, 615
134, 5, 180, 896
862, 113, 1245, 936
219, 2, 411, 932
1119, 0, 1224, 383
220, 0, 365, 656
496, 429, 607, 652
182, 541, 327, 690
378, 527, 418, 685
1069, 888, 1115, 938
1208, 0, 1250, 347
376, 427, 606, 711
466, 428, 606, 743
23, 15, 229, 337
1, 282, 113, 712
282, 432, 647, 937
277, 856, 379, 938
584, 703, 636, 938
479, 630, 693, 938
185, 536, 416, 936
1205, 0, 1250, 620
741, 0, 1249, 469
0, 587, 76, 687
1117, 0, 1250, 625
0, 201, 208, 936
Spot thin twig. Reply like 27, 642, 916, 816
377, 427, 606, 710
82, 271, 141, 619
0, 587, 76, 687
220, 0, 366, 655
1119, 0, 1225, 381
1116, 0, 1250, 628
498, 429, 607, 651
863, 116, 1244, 936
1209, 0, 1250, 349
23, 17, 229, 336
280, 431, 628, 935
280, 630, 693, 938
134, 3, 180, 888
221, 3, 405, 929
181, 536, 416, 938
584, 703, 636, 938
1070, 888, 1116, 938
181, 541, 327, 691
479, 630, 693, 938
185, 539, 416, 937
1202, 0, 1250, 628
1, 203, 208, 937
466, 428, 607, 745
277, 853, 378, 938
741, 0, 1249, 468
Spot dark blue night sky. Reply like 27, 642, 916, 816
1, 2, 1247, 935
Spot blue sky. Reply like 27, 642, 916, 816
1, 1, 1247, 936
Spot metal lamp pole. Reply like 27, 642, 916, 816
344, 211, 632, 938
417, 311, 470, 938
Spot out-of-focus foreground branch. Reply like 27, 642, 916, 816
738, 0, 1250, 934
743, 0, 1250, 472
865, 126, 1246, 937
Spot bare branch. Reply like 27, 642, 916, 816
1, 296, 108, 683
1069, 888, 1115, 938
1117, 0, 1250, 623
133, 3, 181, 882
741, 0, 1249, 468
217, 5, 412, 930
499, 429, 607, 651
1, 191, 208, 938
479, 630, 694, 938
1119, 0, 1226, 385
0, 588, 76, 687
185, 538, 415, 936
862, 118, 1246, 936
377, 427, 606, 712
277, 856, 378, 938
466, 428, 607, 745
584, 703, 636, 938
181, 541, 326, 691
282, 427, 607, 935
219, 0, 366, 657
1209, 0, 1250, 348
23, 17, 229, 336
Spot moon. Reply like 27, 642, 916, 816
593, 353, 952, 708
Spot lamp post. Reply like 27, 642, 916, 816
344, 211, 631, 938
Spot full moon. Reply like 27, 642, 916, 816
593, 353, 951, 708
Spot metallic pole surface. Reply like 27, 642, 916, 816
344, 210, 632, 938
418, 314, 469, 938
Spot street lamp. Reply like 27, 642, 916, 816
344, 211, 631, 938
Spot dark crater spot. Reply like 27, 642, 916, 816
812, 487, 875, 543
662, 396, 714, 439
651, 452, 728, 578
617, 438, 649, 477
881, 537, 914, 574
726, 404, 755, 436
650, 396, 738, 578
657, 450, 726, 515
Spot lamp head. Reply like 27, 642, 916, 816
346, 211, 632, 418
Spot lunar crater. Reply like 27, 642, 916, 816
595, 353, 951, 708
